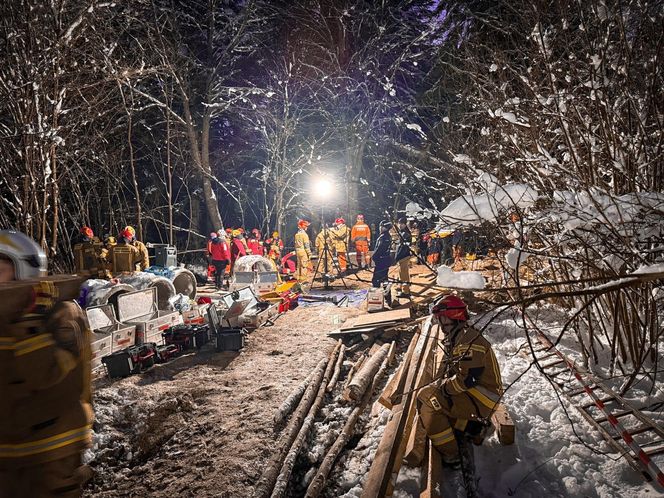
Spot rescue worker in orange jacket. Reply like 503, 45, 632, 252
330, 217, 350, 273
417, 295, 503, 466
294, 219, 312, 281
350, 214, 371, 269
0, 230, 93, 497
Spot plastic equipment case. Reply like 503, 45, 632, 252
101, 344, 156, 378
117, 288, 183, 345
208, 303, 247, 352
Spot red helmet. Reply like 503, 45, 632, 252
120, 228, 133, 240
80, 226, 94, 239
431, 295, 469, 321
335, 217, 345, 225
298, 219, 310, 229
225, 228, 233, 234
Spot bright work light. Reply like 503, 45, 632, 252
312, 176, 334, 201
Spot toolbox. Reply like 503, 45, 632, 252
208, 303, 247, 352
151, 343, 179, 363
163, 324, 210, 351
117, 288, 183, 345
86, 304, 137, 353
239, 300, 279, 329
101, 344, 155, 378
181, 303, 209, 325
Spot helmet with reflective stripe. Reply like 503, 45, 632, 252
0, 230, 47, 280
335, 217, 345, 225
431, 294, 469, 321
298, 219, 310, 229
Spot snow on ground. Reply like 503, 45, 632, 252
437, 265, 486, 289
471, 306, 662, 498
334, 303, 662, 498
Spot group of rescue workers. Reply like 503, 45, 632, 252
0, 218, 501, 496
72, 225, 150, 277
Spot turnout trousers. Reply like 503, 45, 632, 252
0, 454, 83, 498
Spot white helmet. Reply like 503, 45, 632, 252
0, 230, 48, 280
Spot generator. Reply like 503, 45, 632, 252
152, 244, 177, 268
117, 287, 183, 345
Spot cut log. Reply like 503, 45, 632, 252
305, 346, 394, 498
327, 344, 346, 393
253, 341, 341, 498
270, 340, 342, 498
273, 370, 315, 427
491, 404, 515, 445
404, 417, 427, 467
344, 343, 391, 402
343, 354, 367, 391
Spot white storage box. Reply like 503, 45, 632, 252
117, 288, 183, 345
86, 304, 137, 353
367, 287, 385, 313
89, 332, 112, 372
239, 302, 279, 328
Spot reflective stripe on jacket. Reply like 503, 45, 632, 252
0, 298, 92, 468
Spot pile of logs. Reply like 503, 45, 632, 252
254, 334, 400, 498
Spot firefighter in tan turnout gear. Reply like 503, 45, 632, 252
417, 294, 503, 466
0, 230, 93, 497
294, 219, 312, 281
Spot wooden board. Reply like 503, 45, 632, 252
404, 417, 427, 467
349, 308, 412, 328
420, 441, 444, 498
491, 404, 515, 445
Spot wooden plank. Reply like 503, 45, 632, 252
361, 319, 432, 498
491, 404, 515, 445
420, 441, 444, 498
350, 308, 412, 328
404, 417, 427, 467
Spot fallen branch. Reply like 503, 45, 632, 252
274, 370, 315, 427
327, 344, 346, 393
306, 342, 396, 498
270, 340, 342, 498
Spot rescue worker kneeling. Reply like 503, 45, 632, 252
417, 294, 503, 467
0, 230, 93, 497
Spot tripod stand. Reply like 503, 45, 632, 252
310, 210, 348, 290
